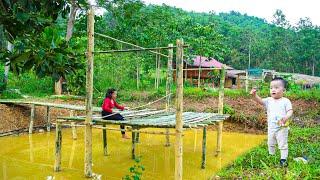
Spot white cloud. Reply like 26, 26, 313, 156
143, 0, 320, 26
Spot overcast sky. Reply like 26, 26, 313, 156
142, 0, 320, 26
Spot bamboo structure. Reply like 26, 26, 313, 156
216, 66, 226, 156
84, 6, 94, 178
175, 39, 184, 180
131, 127, 137, 159
28, 104, 35, 134
54, 121, 62, 172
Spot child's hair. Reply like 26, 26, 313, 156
271, 77, 287, 89
105, 88, 116, 98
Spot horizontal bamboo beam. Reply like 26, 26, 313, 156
95, 32, 169, 58
93, 45, 188, 54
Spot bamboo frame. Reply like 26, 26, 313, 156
175, 39, 184, 180
93, 46, 188, 54
165, 43, 173, 147
70, 110, 77, 140
84, 6, 94, 178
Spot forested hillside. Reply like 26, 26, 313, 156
1, 0, 319, 94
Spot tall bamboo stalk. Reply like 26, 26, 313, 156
84, 6, 94, 178
197, 56, 202, 88
175, 39, 184, 180
216, 66, 225, 155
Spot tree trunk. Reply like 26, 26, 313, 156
197, 57, 202, 88
66, 0, 79, 42
2, 41, 13, 91
54, 0, 78, 95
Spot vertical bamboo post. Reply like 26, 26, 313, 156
54, 121, 62, 172
70, 110, 77, 140
166, 44, 173, 111
201, 126, 207, 169
165, 44, 173, 147
29, 104, 35, 134
175, 39, 184, 180
46, 106, 51, 132
216, 65, 225, 156
197, 57, 202, 88
135, 128, 140, 143
84, 6, 94, 178
245, 70, 249, 92
132, 129, 136, 160
102, 124, 108, 156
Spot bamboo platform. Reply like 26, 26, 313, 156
58, 111, 229, 128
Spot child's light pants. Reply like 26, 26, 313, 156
268, 127, 289, 159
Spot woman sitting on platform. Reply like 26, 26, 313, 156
102, 88, 129, 139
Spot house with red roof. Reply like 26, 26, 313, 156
174, 56, 246, 88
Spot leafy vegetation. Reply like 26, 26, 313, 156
123, 158, 145, 180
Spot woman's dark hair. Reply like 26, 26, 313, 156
105, 88, 116, 98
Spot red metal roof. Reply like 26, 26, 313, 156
192, 56, 233, 69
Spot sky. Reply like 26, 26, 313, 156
142, 0, 320, 26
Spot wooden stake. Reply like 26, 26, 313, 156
216, 66, 225, 156
54, 121, 62, 172
84, 6, 94, 178
29, 104, 35, 134
175, 39, 184, 180
102, 124, 108, 156
245, 70, 249, 92
46, 106, 51, 132
197, 57, 202, 88
201, 127, 207, 169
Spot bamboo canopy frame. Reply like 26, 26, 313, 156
0, 6, 228, 179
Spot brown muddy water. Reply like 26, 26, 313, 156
0, 127, 265, 179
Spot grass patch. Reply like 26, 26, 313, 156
217, 126, 320, 179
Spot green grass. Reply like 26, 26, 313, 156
217, 126, 320, 179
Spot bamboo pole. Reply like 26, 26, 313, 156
166, 44, 173, 111
165, 44, 173, 147
201, 127, 207, 169
84, 6, 94, 178
175, 39, 184, 180
102, 124, 108, 156
245, 70, 249, 92
46, 106, 51, 132
95, 32, 169, 58
197, 57, 202, 88
29, 104, 35, 134
132, 128, 136, 159
54, 121, 62, 172
70, 110, 77, 140
216, 66, 226, 156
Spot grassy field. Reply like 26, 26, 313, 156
217, 125, 320, 179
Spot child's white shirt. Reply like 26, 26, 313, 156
262, 97, 293, 132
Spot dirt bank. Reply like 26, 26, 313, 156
0, 97, 319, 134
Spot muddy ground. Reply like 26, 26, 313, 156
0, 97, 319, 135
